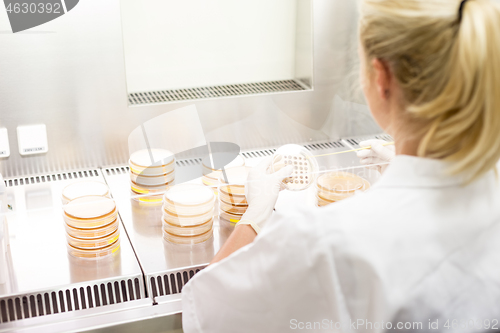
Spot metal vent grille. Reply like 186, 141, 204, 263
241, 149, 276, 159
128, 80, 307, 105
4, 169, 100, 188
104, 166, 130, 176
175, 158, 201, 167
149, 269, 202, 299
343, 134, 394, 148
0, 278, 144, 323
304, 141, 345, 151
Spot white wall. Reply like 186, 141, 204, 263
120, 0, 299, 93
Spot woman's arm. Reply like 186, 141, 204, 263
210, 224, 256, 264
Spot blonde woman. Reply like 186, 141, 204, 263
182, 0, 500, 332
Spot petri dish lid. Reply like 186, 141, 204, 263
203, 154, 245, 171
129, 149, 175, 168
65, 218, 119, 239
163, 184, 214, 207
64, 196, 116, 219
67, 238, 120, 259
162, 227, 213, 245
219, 166, 251, 186
271, 144, 319, 192
219, 200, 248, 215
66, 228, 120, 250
130, 170, 175, 186
316, 172, 368, 193
62, 181, 110, 203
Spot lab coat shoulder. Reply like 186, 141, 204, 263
181, 207, 356, 333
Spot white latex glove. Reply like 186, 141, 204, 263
238, 157, 294, 233
356, 139, 395, 174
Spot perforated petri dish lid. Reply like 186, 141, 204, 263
271, 144, 319, 191
62, 181, 110, 204
316, 172, 370, 201
64, 196, 116, 220
129, 149, 175, 176
164, 183, 214, 207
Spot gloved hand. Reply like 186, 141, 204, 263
356, 139, 395, 173
238, 157, 294, 233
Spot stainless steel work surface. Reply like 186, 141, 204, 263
103, 141, 363, 279
104, 171, 229, 278
0, 171, 143, 299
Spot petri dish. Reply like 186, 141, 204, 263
202, 154, 245, 173
316, 172, 370, 201
162, 217, 213, 236
62, 181, 110, 204
219, 210, 244, 224
63, 196, 117, 229
219, 200, 248, 215
130, 170, 175, 186
163, 208, 214, 227
66, 228, 120, 249
163, 184, 215, 215
129, 149, 175, 176
162, 228, 213, 245
271, 144, 319, 191
316, 194, 334, 207
67, 238, 120, 260
131, 191, 164, 205
131, 181, 170, 195
65, 218, 119, 239
219, 166, 251, 186
219, 189, 247, 205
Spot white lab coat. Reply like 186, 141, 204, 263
182, 156, 500, 332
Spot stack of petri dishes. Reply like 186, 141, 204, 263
61, 181, 111, 205
218, 166, 251, 224
315, 172, 370, 207
162, 184, 215, 245
202, 155, 245, 194
129, 149, 175, 204
63, 196, 120, 259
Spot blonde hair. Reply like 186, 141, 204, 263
359, 0, 500, 182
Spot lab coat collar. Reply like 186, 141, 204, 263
374, 155, 475, 189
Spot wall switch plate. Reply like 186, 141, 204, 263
17, 124, 48, 155
0, 128, 9, 158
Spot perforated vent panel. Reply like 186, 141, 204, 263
4, 169, 100, 188
149, 268, 202, 299
0, 278, 144, 323
128, 80, 307, 105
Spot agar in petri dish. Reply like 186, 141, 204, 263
219, 166, 251, 186
316, 172, 370, 202
64, 196, 116, 219
163, 183, 215, 209
162, 217, 213, 237
66, 228, 120, 250
130, 181, 170, 195
130, 170, 175, 186
271, 144, 319, 191
219, 189, 247, 205
203, 154, 245, 172
219, 200, 248, 215
67, 238, 120, 259
65, 218, 119, 239
129, 149, 175, 176
219, 210, 244, 224
162, 228, 213, 245
163, 208, 214, 227
62, 181, 110, 204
